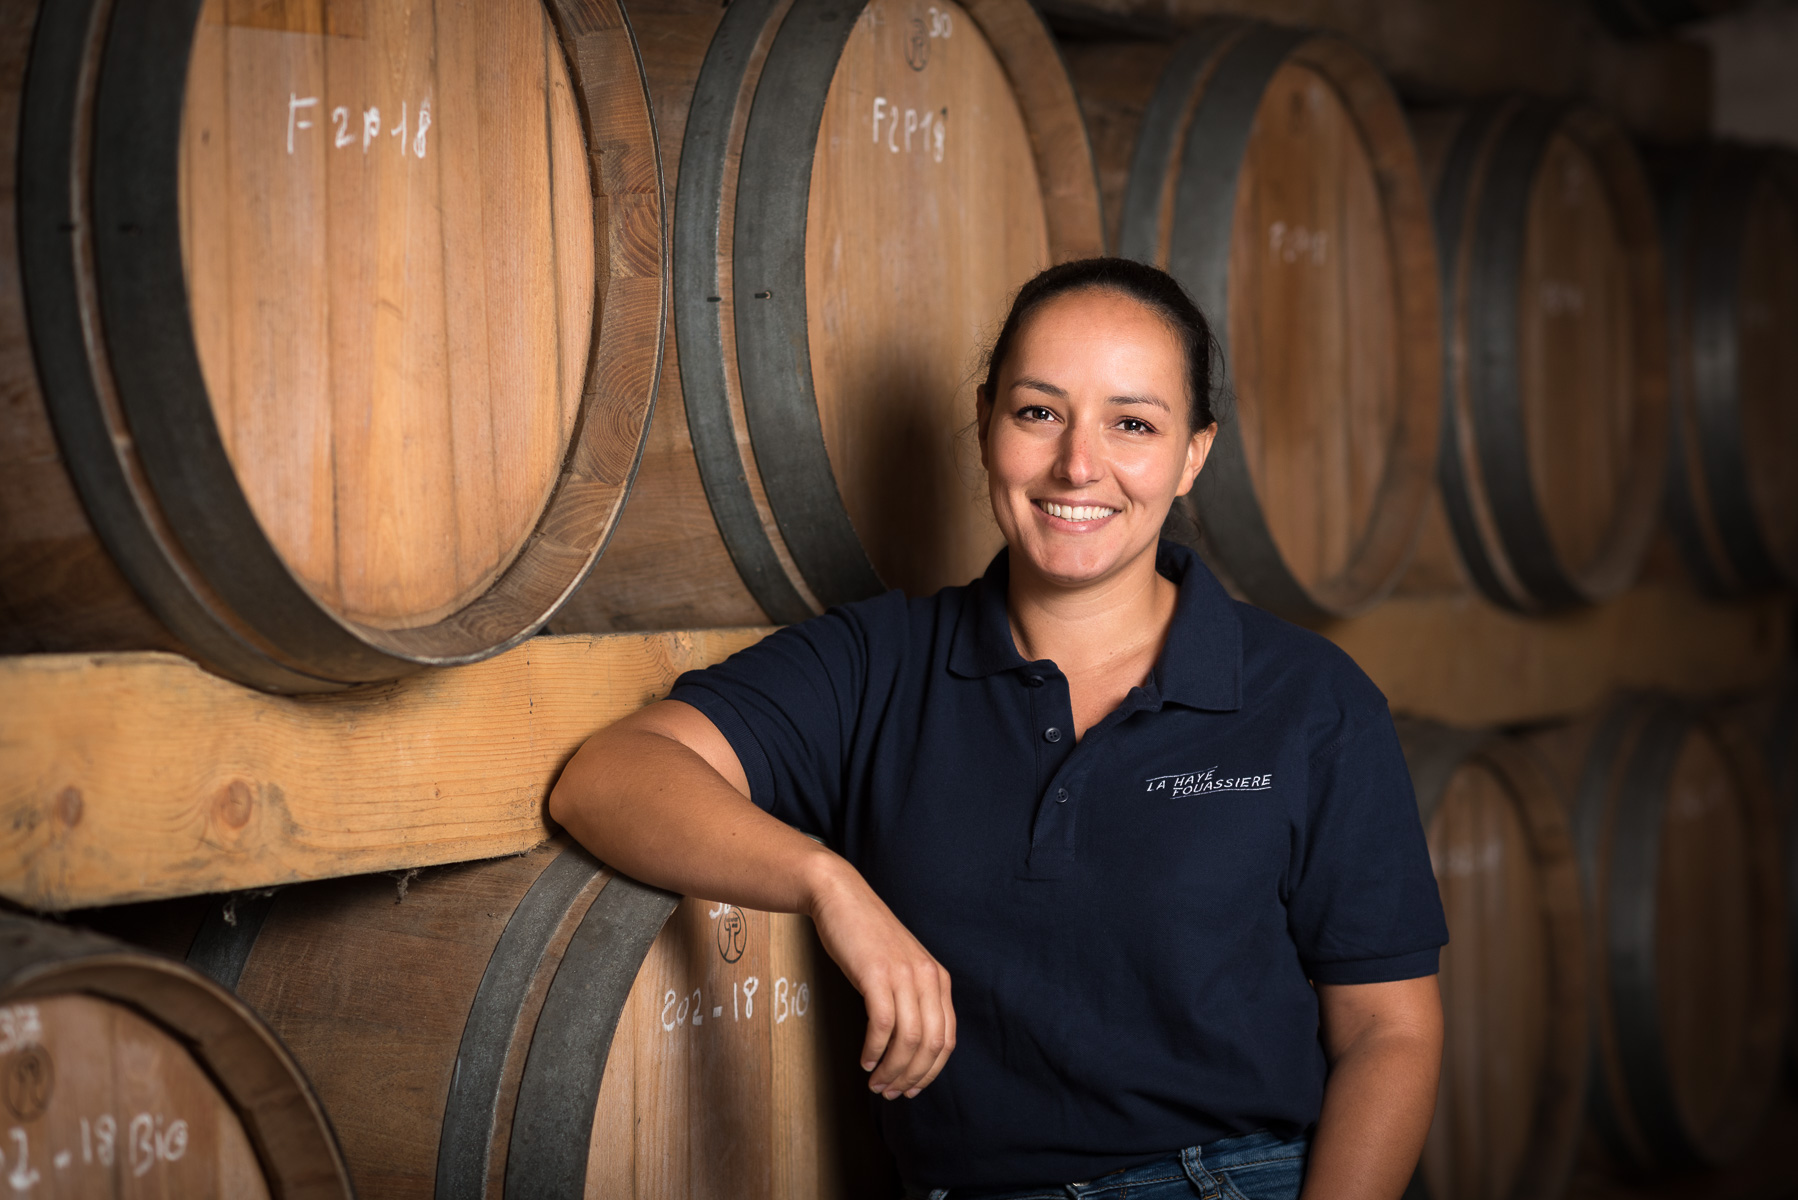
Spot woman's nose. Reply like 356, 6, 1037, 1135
1055, 424, 1103, 486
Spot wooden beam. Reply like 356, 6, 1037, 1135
1323, 585, 1790, 728
0, 630, 769, 912
2, 573, 1786, 911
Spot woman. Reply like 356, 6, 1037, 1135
550, 258, 1446, 1199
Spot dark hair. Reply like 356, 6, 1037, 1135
979, 257, 1219, 435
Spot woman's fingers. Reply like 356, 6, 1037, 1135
898, 961, 946, 1097
860, 979, 895, 1073
871, 973, 923, 1097
870, 959, 952, 1099
912, 969, 956, 1095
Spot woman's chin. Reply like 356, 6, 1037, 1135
1013, 529, 1150, 589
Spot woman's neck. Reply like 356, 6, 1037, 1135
1005, 542, 1178, 681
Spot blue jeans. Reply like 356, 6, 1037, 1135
911, 1130, 1310, 1200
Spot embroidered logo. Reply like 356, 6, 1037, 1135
1144, 765, 1274, 798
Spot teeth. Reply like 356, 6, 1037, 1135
1042, 501, 1118, 522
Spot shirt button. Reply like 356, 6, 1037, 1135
1043, 727, 1062, 743
1056, 788, 1069, 803
1024, 674, 1044, 688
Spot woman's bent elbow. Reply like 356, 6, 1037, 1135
546, 735, 604, 832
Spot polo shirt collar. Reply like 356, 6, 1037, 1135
946, 540, 1243, 712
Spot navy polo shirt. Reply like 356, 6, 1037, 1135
668, 540, 1446, 1188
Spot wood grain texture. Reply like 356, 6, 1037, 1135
86, 860, 892, 1198
556, 0, 803, 636
0, 628, 770, 911
562, 0, 1102, 630
806, 0, 1039, 598
1058, 39, 1175, 253
1401, 729, 1587, 1200
1320, 584, 1790, 727
0, 2, 179, 659
0, 915, 352, 1197
1227, 57, 1402, 596
1655, 727, 1758, 1149
1426, 100, 1668, 611
230, 843, 603, 1199
1, 0, 663, 688
1517, 130, 1637, 579
181, 0, 594, 629
0, 993, 272, 1197
1526, 703, 1789, 1171
587, 897, 894, 1198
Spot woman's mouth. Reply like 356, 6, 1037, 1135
1036, 500, 1120, 524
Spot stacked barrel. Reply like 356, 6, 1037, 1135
1394, 697, 1794, 1200
0, 915, 352, 1196
1060, 25, 1443, 619
1658, 147, 1798, 595
6, 0, 1795, 651
3, 0, 1797, 1196
558, 0, 1103, 630
82, 844, 893, 1198
0, 0, 664, 691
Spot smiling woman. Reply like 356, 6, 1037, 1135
974, 260, 1213, 614
550, 258, 1450, 1200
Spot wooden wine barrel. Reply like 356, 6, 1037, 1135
0, 913, 350, 1197
555, 0, 1103, 632
1421, 100, 1670, 614
90, 843, 893, 1198
0, 0, 662, 691
1060, 23, 1441, 621
1658, 145, 1798, 596
1396, 723, 1587, 1200
1529, 698, 1788, 1170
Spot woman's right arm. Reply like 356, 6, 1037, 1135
547, 699, 957, 1100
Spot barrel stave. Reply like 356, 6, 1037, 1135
1399, 724, 1587, 1200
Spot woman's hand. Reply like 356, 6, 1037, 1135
804, 856, 957, 1100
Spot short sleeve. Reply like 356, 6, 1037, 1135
1287, 709, 1448, 985
666, 595, 900, 845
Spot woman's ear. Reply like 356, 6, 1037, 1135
1175, 423, 1218, 498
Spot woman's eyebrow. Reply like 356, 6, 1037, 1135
1011, 377, 1170, 413
1010, 375, 1067, 398
1110, 393, 1170, 412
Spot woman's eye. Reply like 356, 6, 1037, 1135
1118, 417, 1154, 434
1016, 405, 1056, 422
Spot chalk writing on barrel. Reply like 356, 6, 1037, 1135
289, 93, 431, 158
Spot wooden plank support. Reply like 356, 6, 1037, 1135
0, 581, 1787, 911
0, 629, 770, 912
1325, 585, 1790, 728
